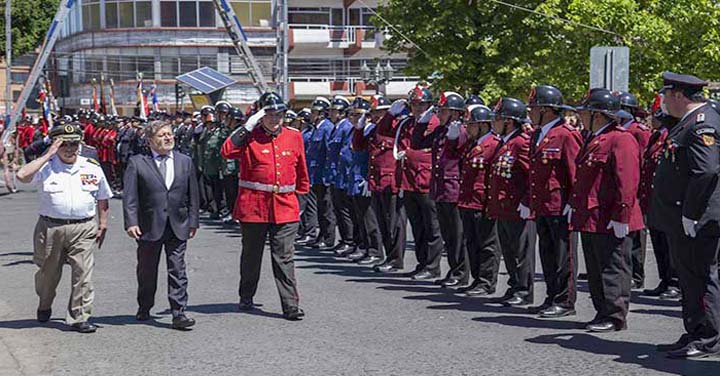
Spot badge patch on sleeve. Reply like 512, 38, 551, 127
702, 134, 715, 146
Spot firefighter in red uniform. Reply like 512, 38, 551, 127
393, 86, 445, 279
568, 88, 643, 332
487, 98, 536, 299
352, 97, 407, 272
412, 91, 470, 287
526, 85, 582, 314
615, 91, 652, 290
641, 108, 680, 299
457, 104, 502, 295
220, 92, 310, 321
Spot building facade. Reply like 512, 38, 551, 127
50, 0, 416, 113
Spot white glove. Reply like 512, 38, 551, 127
395, 150, 407, 161
517, 203, 531, 220
606, 220, 629, 239
682, 216, 697, 238
354, 114, 366, 130
562, 204, 572, 223
418, 106, 435, 124
446, 121, 461, 140
398, 189, 404, 199
43, 135, 51, 145
389, 99, 408, 117
244, 109, 266, 132
359, 180, 371, 197
193, 124, 204, 134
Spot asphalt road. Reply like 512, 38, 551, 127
0, 188, 718, 375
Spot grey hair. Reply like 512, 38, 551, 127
145, 120, 173, 138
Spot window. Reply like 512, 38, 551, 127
198, 1, 215, 27
106, 3, 119, 28
82, 3, 101, 31
232, 1, 273, 27
331, 8, 343, 26
180, 56, 199, 74
118, 2, 134, 28
179, 1, 198, 27
137, 56, 155, 77
160, 57, 179, 79
348, 8, 361, 26
161, 1, 178, 26
288, 7, 330, 25
136, 1, 153, 27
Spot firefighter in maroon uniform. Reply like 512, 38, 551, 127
220, 92, 310, 321
352, 96, 406, 272
412, 91, 470, 287
616, 91, 653, 290
457, 104, 502, 295
487, 98, 536, 299
641, 105, 680, 300
526, 85, 582, 314
568, 88, 643, 332
392, 85, 445, 279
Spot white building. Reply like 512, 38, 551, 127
51, 0, 417, 113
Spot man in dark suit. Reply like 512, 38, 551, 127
123, 120, 200, 330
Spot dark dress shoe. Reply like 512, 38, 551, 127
307, 240, 328, 249
238, 298, 256, 311
666, 344, 711, 359
587, 320, 624, 333
333, 244, 355, 257
71, 322, 97, 333
539, 305, 576, 318
656, 334, 694, 352
442, 278, 466, 288
135, 311, 151, 321
465, 285, 494, 297
527, 300, 553, 314
503, 296, 532, 306
434, 277, 451, 286
577, 272, 588, 281
172, 315, 196, 330
374, 263, 402, 273
283, 307, 305, 321
457, 281, 480, 293
659, 287, 681, 300
411, 270, 440, 281
358, 256, 383, 266
631, 280, 644, 289
294, 235, 315, 245
347, 250, 367, 262
642, 283, 668, 297
36, 309, 51, 323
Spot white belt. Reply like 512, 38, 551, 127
238, 180, 296, 193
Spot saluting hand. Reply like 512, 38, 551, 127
47, 139, 64, 157
446, 121, 462, 140
388, 99, 408, 117
418, 106, 435, 124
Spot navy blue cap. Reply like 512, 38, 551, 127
662, 71, 707, 94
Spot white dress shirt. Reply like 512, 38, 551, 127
32, 156, 113, 219
152, 150, 175, 189
502, 128, 520, 144
536, 117, 563, 145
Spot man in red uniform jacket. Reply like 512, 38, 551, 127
487, 98, 537, 300
221, 92, 310, 321
526, 85, 582, 315
569, 89, 643, 332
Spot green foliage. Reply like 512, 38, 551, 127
0, 0, 61, 58
375, 0, 720, 105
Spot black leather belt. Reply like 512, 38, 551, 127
40, 215, 94, 225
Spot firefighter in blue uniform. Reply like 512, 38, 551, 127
327, 96, 356, 256
296, 108, 319, 244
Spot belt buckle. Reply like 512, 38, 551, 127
272, 184, 280, 194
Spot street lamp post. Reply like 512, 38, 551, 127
360, 60, 394, 95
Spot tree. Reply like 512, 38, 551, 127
0, 0, 60, 59
375, 0, 720, 104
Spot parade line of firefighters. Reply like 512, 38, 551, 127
3, 70, 720, 358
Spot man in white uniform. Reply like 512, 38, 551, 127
16, 124, 112, 333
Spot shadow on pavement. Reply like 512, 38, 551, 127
631, 308, 683, 319
0, 252, 33, 257
158, 303, 285, 320
2, 260, 34, 267
473, 315, 584, 330
527, 333, 719, 375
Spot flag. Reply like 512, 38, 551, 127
109, 78, 118, 116
99, 73, 108, 115
36, 87, 51, 135
150, 84, 160, 112
136, 74, 148, 120
91, 78, 99, 112
45, 79, 59, 113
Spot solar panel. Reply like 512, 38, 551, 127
176, 67, 237, 94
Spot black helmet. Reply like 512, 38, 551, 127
493, 97, 528, 122
228, 107, 245, 121
576, 88, 621, 116
297, 108, 312, 123
311, 96, 331, 112
528, 85, 570, 110
408, 85, 433, 103
438, 91, 465, 111
258, 92, 288, 112
215, 101, 232, 113
331, 96, 351, 111
615, 91, 639, 109
200, 105, 216, 116
284, 110, 298, 123
371, 95, 391, 110
465, 94, 485, 107
466, 104, 494, 123
351, 97, 371, 114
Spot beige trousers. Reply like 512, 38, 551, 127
33, 216, 97, 324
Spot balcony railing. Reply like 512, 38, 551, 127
289, 24, 378, 44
